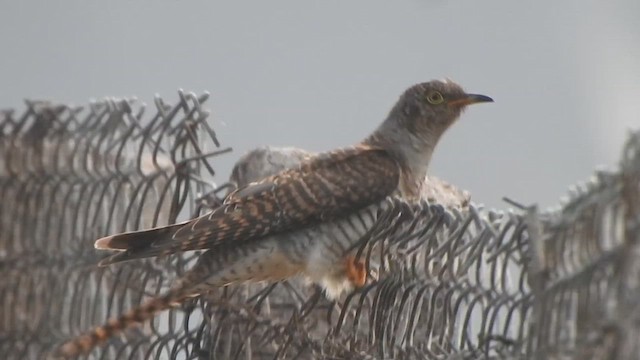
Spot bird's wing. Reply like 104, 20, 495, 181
96, 146, 400, 265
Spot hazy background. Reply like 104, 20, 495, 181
1, 0, 638, 209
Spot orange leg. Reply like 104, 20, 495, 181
345, 256, 367, 288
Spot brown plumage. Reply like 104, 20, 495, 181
96, 146, 400, 265
55, 79, 492, 358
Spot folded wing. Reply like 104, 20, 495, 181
96, 146, 400, 265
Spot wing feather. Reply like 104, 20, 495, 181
97, 146, 400, 265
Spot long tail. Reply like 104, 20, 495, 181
55, 290, 186, 358
95, 221, 189, 266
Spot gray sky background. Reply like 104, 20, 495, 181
1, 0, 638, 209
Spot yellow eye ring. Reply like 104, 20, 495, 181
426, 91, 444, 105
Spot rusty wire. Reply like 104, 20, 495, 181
1, 94, 639, 360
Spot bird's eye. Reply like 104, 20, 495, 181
426, 91, 444, 105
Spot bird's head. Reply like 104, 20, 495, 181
366, 79, 493, 183
393, 79, 493, 141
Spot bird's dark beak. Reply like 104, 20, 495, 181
448, 93, 494, 107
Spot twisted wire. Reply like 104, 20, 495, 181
1, 95, 639, 359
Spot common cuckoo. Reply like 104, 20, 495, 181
56, 79, 492, 357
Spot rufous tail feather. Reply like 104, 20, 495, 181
54, 290, 185, 358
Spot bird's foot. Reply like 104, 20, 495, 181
345, 256, 367, 288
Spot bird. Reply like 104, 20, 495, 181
55, 79, 492, 357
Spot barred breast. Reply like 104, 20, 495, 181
278, 202, 382, 299
176, 202, 383, 300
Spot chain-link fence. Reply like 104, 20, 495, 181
0, 92, 638, 359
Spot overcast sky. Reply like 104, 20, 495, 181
1, 0, 638, 209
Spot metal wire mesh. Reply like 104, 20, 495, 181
0, 93, 639, 360
0, 93, 230, 359
524, 130, 640, 360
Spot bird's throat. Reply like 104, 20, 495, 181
364, 123, 438, 199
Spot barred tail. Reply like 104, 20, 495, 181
55, 291, 184, 358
